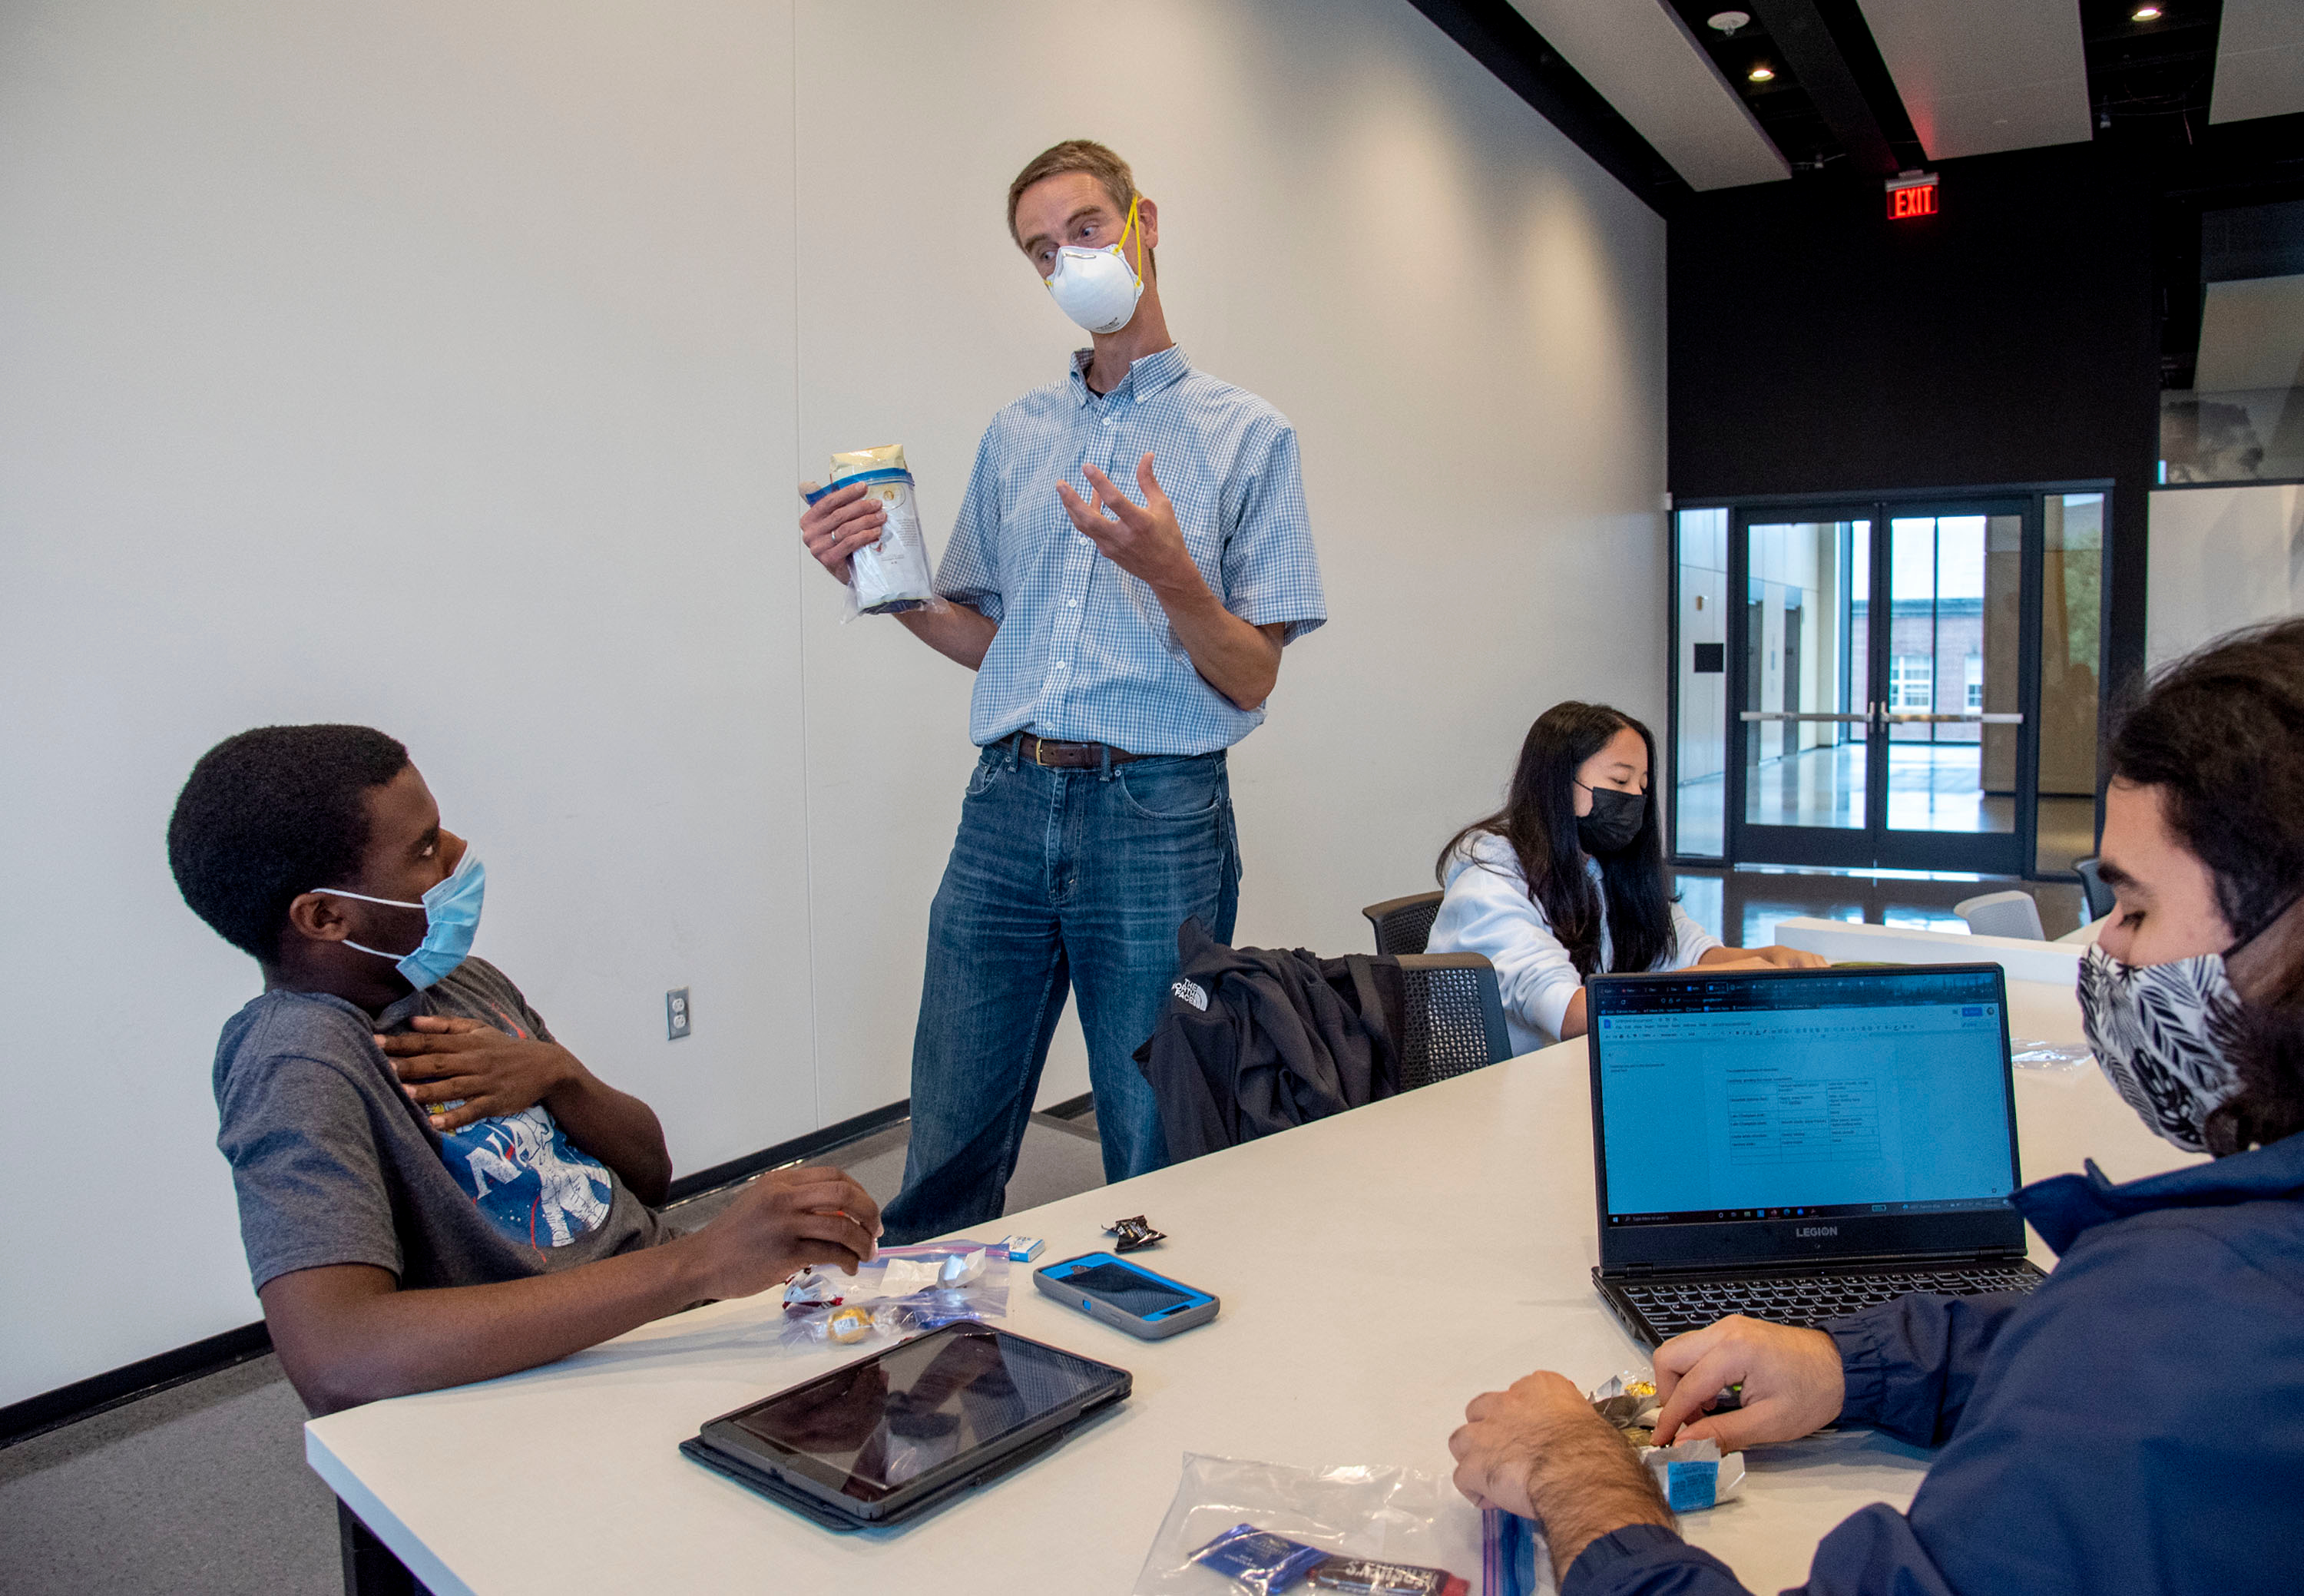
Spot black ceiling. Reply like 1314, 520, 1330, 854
1661, 0, 1922, 177
2081, 0, 2223, 142
1411, 0, 2282, 203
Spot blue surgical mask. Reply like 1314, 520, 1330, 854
318, 849, 486, 991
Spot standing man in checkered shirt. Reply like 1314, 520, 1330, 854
797, 140, 1326, 1240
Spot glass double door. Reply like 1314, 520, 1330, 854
1727, 500, 2033, 875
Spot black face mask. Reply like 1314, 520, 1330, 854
1575, 786, 1647, 855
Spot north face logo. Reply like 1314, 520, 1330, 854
1172, 978, 1209, 1012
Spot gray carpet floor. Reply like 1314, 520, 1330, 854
0, 1111, 1105, 1596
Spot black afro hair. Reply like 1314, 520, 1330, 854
167, 724, 411, 962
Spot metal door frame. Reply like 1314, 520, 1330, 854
1718, 495, 2038, 876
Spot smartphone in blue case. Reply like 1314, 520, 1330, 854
1034, 1251, 1220, 1339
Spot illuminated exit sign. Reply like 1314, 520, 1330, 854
1885, 170, 1938, 220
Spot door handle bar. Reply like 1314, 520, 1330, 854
1740, 710, 2024, 725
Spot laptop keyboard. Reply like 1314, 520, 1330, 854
1621, 1263, 2044, 1339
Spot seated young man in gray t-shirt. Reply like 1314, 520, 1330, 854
169, 723, 881, 1415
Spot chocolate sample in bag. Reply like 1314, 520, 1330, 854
1307, 1555, 1469, 1596
806, 443, 938, 616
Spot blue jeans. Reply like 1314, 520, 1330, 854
880, 739, 1240, 1242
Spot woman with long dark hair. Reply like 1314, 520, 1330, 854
1426, 701, 1820, 1052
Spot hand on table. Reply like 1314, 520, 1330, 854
1749, 945, 1829, 969
797, 480, 887, 582
691, 1165, 883, 1299
1450, 1370, 1672, 1575
379, 1015, 576, 1132
1651, 1315, 1846, 1449
1700, 945, 1829, 972
1056, 453, 1203, 597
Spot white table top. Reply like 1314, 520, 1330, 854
307, 977, 2191, 1595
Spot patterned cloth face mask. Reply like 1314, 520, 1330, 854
2078, 939, 2246, 1152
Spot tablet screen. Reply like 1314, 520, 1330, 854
727, 1325, 1118, 1503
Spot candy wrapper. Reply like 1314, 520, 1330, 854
802, 443, 944, 620
1107, 1214, 1166, 1253
1586, 1371, 1745, 1512
775, 1240, 1008, 1353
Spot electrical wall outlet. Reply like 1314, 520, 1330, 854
666, 987, 691, 1040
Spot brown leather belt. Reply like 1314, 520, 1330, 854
1012, 731, 1144, 768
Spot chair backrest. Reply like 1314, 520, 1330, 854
2073, 856, 2117, 922
1954, 889, 2045, 942
1363, 891, 1445, 956
1391, 953, 1511, 1090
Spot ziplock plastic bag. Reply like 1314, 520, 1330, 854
802, 443, 943, 619
2010, 1036, 2093, 1071
1134, 1453, 1481, 1595
1481, 1508, 1558, 1596
775, 1240, 1008, 1353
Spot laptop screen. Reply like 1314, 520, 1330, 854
1591, 966, 2020, 1232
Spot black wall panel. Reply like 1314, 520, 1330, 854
1669, 141, 2158, 699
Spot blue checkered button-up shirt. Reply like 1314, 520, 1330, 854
935, 346, 1326, 756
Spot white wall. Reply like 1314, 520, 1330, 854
0, 0, 1667, 1406
2147, 485, 2304, 669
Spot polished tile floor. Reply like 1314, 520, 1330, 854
1677, 744, 2097, 876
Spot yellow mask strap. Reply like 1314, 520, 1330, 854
1118, 193, 1143, 287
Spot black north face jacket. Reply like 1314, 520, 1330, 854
1132, 916, 1403, 1164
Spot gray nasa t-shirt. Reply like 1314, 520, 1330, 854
213, 958, 661, 1293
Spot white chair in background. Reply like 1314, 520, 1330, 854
1955, 890, 2046, 942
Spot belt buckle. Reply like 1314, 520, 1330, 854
1028, 733, 1054, 768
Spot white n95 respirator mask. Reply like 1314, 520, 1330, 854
1044, 193, 1147, 336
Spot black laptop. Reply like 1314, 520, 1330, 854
1587, 962, 2047, 1346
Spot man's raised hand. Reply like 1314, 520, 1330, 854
1057, 452, 1203, 595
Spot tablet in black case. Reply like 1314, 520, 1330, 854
681, 1320, 1131, 1530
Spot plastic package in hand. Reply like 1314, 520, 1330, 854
803, 444, 943, 619
1587, 1370, 1744, 1509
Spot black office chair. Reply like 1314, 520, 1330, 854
1363, 891, 1445, 956
2073, 856, 2116, 922
1390, 953, 1512, 1090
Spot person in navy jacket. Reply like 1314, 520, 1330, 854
1450, 617, 2304, 1596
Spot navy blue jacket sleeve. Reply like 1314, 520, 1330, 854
1826, 1289, 2026, 1446
1564, 1525, 1754, 1596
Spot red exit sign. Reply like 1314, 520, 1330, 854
1886, 171, 1938, 220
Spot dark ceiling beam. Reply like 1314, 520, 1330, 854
1747, 0, 1902, 176
1401, 0, 1693, 216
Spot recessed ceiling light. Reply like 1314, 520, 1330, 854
1748, 63, 1776, 82
1708, 9, 1751, 35
2131, 3, 2163, 18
